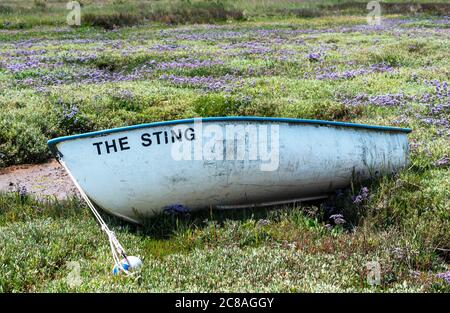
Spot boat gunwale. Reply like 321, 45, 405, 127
47, 116, 412, 150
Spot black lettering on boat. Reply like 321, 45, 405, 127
141, 133, 152, 147
105, 140, 118, 154
118, 137, 130, 151
93, 128, 197, 155
171, 129, 183, 143
153, 131, 162, 144
92, 142, 103, 155
93, 139, 128, 155
185, 128, 195, 141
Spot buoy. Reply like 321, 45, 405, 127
113, 256, 143, 275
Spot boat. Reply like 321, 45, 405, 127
48, 117, 411, 223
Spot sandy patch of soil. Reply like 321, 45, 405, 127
0, 160, 79, 200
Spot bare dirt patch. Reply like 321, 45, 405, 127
0, 160, 79, 200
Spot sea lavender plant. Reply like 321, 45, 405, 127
329, 214, 346, 225
352, 187, 370, 204
63, 106, 79, 121
149, 44, 187, 52
435, 155, 449, 167
341, 93, 410, 107
17, 185, 27, 201
156, 58, 224, 71
163, 204, 190, 215
306, 52, 323, 62
59, 105, 92, 133
436, 271, 450, 284
63, 53, 98, 64
159, 74, 237, 92
257, 219, 270, 227
3, 59, 44, 73
417, 80, 450, 129
316, 63, 393, 81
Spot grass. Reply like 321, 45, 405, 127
1, 15, 448, 166
0, 189, 448, 292
0, 1, 449, 292
0, 0, 449, 29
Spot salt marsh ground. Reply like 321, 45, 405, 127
0, 0, 449, 292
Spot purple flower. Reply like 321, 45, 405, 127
353, 187, 370, 204
159, 74, 238, 92
17, 185, 27, 198
329, 214, 346, 225
421, 80, 450, 108
306, 52, 323, 62
435, 155, 449, 167
149, 44, 187, 52
64, 106, 79, 120
63, 53, 98, 64
117, 89, 134, 100
391, 247, 405, 259
341, 92, 409, 107
156, 58, 223, 70
163, 204, 190, 215
3, 59, 42, 73
315, 63, 392, 81
436, 271, 450, 284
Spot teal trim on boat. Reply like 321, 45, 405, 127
47, 116, 412, 150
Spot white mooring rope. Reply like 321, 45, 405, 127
58, 158, 131, 275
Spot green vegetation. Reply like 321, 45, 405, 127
0, 1, 448, 292
0, 0, 449, 29
0, 189, 448, 292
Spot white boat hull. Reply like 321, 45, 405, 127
48, 117, 410, 223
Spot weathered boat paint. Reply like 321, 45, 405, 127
48, 117, 411, 223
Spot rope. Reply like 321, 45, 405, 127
58, 158, 131, 275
